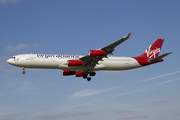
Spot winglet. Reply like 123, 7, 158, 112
124, 32, 131, 39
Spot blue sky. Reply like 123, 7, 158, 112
0, 0, 180, 120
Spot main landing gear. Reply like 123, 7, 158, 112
83, 70, 96, 81
22, 67, 26, 74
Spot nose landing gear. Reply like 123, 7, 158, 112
22, 67, 26, 74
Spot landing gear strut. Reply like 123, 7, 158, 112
22, 67, 26, 74
85, 70, 96, 81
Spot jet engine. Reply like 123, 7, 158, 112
62, 70, 76, 76
75, 71, 84, 77
67, 60, 83, 66
62, 70, 84, 77
89, 50, 105, 57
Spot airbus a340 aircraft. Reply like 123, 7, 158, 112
7, 33, 171, 81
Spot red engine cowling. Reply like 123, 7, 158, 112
67, 60, 83, 66
89, 50, 105, 57
62, 70, 76, 76
75, 71, 84, 77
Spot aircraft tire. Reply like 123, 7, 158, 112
22, 71, 26, 74
83, 76, 87, 79
90, 72, 96, 76
87, 77, 91, 81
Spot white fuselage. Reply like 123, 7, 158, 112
7, 54, 142, 72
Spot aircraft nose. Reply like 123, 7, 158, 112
7, 59, 13, 64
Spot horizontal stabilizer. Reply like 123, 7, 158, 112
148, 52, 172, 63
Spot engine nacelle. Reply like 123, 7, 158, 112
89, 50, 105, 57
67, 60, 83, 66
62, 70, 84, 77
75, 71, 84, 77
62, 70, 76, 76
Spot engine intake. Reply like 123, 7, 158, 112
89, 50, 105, 57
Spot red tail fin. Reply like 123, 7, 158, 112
134, 39, 164, 66
138, 39, 164, 59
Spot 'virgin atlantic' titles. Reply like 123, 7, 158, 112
37, 54, 80, 58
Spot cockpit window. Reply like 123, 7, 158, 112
12, 57, 16, 59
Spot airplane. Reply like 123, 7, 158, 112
7, 33, 171, 81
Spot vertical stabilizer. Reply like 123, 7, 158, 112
138, 39, 164, 59
134, 39, 164, 66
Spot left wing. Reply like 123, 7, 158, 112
79, 32, 131, 69
100, 32, 131, 54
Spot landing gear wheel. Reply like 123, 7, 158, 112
83, 75, 87, 79
85, 69, 95, 81
90, 72, 96, 76
22, 71, 26, 74
22, 67, 26, 74
87, 77, 91, 81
